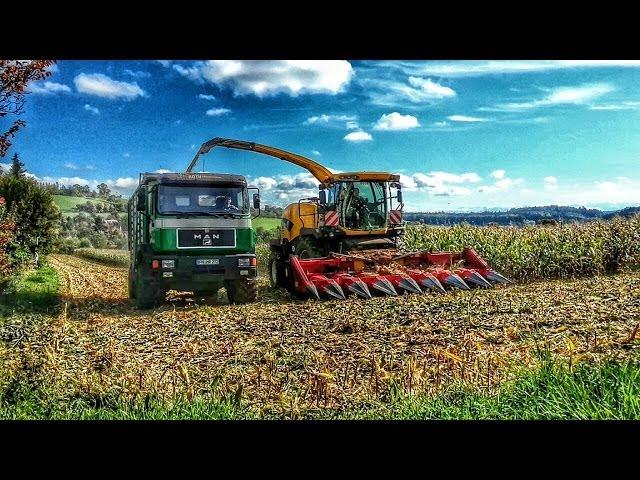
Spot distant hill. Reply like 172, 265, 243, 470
405, 205, 639, 226
602, 206, 640, 220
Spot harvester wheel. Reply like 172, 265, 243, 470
268, 253, 287, 288
293, 237, 323, 259
225, 278, 258, 304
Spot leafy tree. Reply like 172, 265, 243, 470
0, 196, 17, 277
0, 60, 56, 158
0, 175, 62, 254
9, 152, 25, 177
97, 182, 111, 198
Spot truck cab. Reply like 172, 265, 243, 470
128, 172, 260, 308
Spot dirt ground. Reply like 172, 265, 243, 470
22, 254, 640, 415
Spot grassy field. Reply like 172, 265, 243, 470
53, 195, 112, 214
3, 357, 638, 419
252, 217, 280, 231
0, 264, 60, 315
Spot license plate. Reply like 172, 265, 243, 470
196, 259, 219, 266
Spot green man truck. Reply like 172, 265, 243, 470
128, 172, 260, 308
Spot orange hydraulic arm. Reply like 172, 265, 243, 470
186, 137, 334, 184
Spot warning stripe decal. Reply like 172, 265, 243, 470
325, 211, 339, 226
389, 210, 402, 224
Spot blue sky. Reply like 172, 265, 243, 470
4, 60, 640, 211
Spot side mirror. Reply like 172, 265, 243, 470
396, 189, 403, 204
253, 193, 261, 210
319, 189, 327, 204
136, 189, 147, 212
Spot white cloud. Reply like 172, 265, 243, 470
399, 174, 417, 190
490, 83, 614, 111
373, 112, 420, 131
398, 171, 483, 197
432, 121, 448, 127
589, 101, 640, 111
174, 60, 353, 97
304, 114, 357, 128
74, 73, 146, 100
414, 171, 481, 187
154, 169, 172, 174
38, 175, 138, 195
27, 81, 71, 95
248, 172, 321, 205
123, 69, 151, 78
311, 150, 321, 156
112, 177, 138, 189
254, 176, 277, 190
64, 162, 78, 169
408, 60, 640, 77
544, 176, 558, 191
156, 60, 172, 67
206, 108, 231, 116
448, 115, 490, 122
364, 76, 456, 106
495, 178, 523, 189
344, 131, 373, 142
42, 176, 94, 187
198, 94, 216, 100
407, 77, 456, 98
84, 104, 100, 115
477, 171, 524, 193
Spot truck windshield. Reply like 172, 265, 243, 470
157, 185, 248, 215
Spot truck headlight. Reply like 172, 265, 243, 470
238, 258, 251, 267
162, 259, 175, 269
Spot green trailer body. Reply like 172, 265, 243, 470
127, 172, 260, 308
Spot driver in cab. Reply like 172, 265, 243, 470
349, 187, 370, 228
215, 195, 239, 212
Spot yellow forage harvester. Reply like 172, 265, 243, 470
187, 137, 512, 300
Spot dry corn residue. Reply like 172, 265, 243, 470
4, 253, 640, 417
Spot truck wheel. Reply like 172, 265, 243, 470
128, 267, 136, 299
225, 278, 258, 304
268, 253, 286, 288
133, 271, 159, 309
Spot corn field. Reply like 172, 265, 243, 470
403, 215, 640, 281
75, 248, 130, 267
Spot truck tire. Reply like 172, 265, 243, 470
128, 267, 136, 299
225, 278, 258, 304
133, 271, 160, 309
268, 253, 287, 288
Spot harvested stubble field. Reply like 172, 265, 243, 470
3, 252, 639, 418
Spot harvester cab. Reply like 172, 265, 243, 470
185, 136, 511, 301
